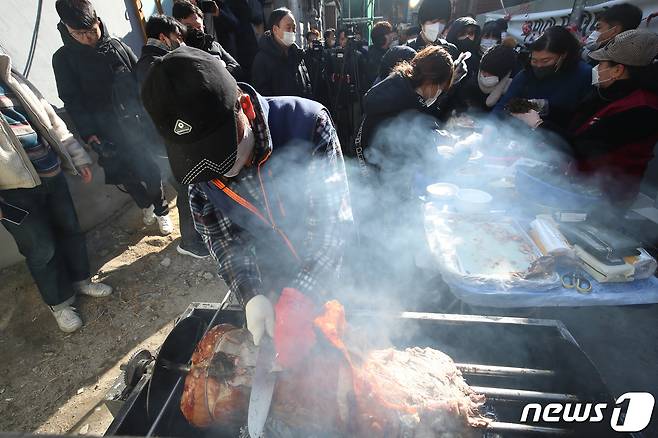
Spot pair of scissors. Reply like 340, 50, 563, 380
561, 272, 593, 294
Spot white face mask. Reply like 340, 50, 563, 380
478, 72, 499, 89
480, 38, 497, 52
224, 121, 255, 177
586, 31, 601, 45
282, 31, 296, 47
417, 85, 442, 107
589, 25, 618, 48
591, 64, 614, 87
422, 22, 445, 43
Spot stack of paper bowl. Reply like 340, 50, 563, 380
426, 183, 459, 201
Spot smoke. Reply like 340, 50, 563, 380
325, 102, 652, 318
336, 109, 574, 308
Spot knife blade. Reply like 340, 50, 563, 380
248, 336, 277, 438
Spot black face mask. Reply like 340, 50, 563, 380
456, 38, 477, 53
532, 56, 564, 80
533, 65, 560, 80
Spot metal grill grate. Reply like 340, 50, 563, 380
106, 304, 633, 438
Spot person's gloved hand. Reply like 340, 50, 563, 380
453, 51, 471, 84
512, 109, 543, 129
245, 294, 274, 346
274, 288, 317, 369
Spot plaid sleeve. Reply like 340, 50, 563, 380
189, 184, 262, 306
291, 110, 354, 298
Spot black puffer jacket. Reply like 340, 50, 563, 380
365, 44, 388, 88
407, 35, 458, 60
135, 43, 168, 86
353, 72, 440, 163
52, 20, 159, 184
350, 72, 449, 234
251, 31, 312, 98
52, 20, 137, 142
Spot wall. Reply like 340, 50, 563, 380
0, 0, 145, 269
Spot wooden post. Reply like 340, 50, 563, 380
131, 0, 147, 42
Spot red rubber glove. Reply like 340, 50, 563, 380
273, 288, 317, 369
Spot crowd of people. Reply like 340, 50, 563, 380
0, 0, 657, 344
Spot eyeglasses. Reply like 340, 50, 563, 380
68, 22, 99, 39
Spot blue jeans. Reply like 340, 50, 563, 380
1, 173, 90, 306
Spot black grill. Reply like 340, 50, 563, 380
105, 303, 637, 438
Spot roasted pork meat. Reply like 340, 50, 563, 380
180, 303, 489, 437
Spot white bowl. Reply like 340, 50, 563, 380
455, 188, 493, 213
427, 183, 459, 200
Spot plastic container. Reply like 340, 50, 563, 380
515, 164, 602, 211
455, 188, 493, 213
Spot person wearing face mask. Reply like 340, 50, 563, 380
445, 17, 483, 107
446, 17, 482, 68
251, 8, 312, 99
347, 46, 455, 301
142, 47, 354, 369
351, 46, 454, 175
407, 0, 459, 60
531, 30, 658, 207
494, 26, 592, 128
453, 44, 518, 113
136, 15, 187, 85
582, 3, 643, 63
172, 1, 243, 81
480, 19, 512, 54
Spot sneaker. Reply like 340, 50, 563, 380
156, 213, 174, 235
50, 305, 83, 333
143, 206, 156, 226
74, 279, 113, 297
177, 242, 210, 259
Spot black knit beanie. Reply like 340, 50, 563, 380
480, 45, 516, 79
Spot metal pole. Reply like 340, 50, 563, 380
568, 0, 589, 32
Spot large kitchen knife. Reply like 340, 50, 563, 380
248, 336, 277, 438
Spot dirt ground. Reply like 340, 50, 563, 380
0, 200, 229, 435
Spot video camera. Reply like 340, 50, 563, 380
310, 39, 323, 52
